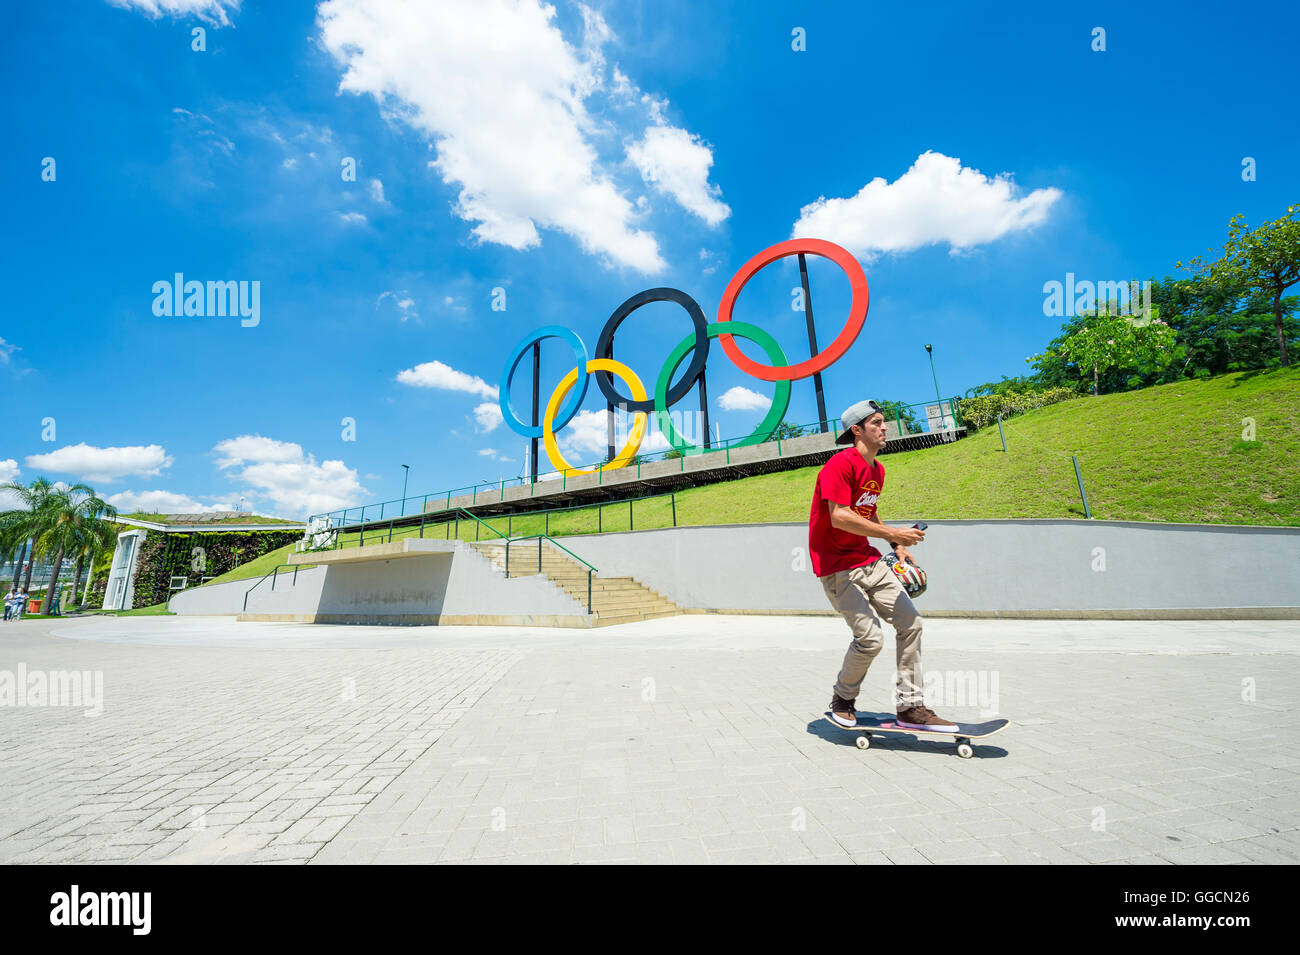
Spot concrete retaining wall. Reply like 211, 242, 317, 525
168, 566, 329, 616
169, 542, 587, 625
170, 520, 1300, 622
552, 520, 1300, 616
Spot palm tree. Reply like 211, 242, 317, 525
65, 520, 118, 611
1, 478, 55, 592
1, 514, 28, 591
31, 485, 117, 614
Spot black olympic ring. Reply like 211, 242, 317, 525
593, 287, 710, 415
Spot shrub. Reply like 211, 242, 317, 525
958, 387, 1082, 431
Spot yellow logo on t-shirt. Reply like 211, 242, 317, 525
854, 479, 881, 512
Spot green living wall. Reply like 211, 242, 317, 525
129, 529, 302, 608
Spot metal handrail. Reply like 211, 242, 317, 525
307, 397, 965, 527
242, 563, 302, 611
321, 507, 511, 552
447, 509, 506, 537
505, 534, 597, 573
503, 534, 598, 615
319, 408, 967, 547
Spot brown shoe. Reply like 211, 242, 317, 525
896, 705, 958, 732
829, 695, 857, 727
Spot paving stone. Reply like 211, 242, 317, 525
3, 616, 1296, 867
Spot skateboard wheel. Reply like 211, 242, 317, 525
956, 741, 973, 759
855, 735, 870, 750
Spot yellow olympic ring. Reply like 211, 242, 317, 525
542, 359, 648, 476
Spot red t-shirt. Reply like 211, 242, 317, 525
808, 448, 885, 577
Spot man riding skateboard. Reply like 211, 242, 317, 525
810, 399, 957, 732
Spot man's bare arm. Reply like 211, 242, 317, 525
827, 501, 924, 546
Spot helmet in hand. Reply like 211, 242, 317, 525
883, 552, 927, 598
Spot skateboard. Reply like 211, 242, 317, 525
823, 712, 1009, 758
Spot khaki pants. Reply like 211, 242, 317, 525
821, 559, 924, 709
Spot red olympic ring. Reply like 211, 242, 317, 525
715, 238, 869, 382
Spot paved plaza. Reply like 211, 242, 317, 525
0, 613, 1296, 865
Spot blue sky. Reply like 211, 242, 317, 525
2, 0, 1296, 518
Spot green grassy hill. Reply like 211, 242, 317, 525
508, 366, 1297, 529
193, 545, 310, 588
663, 367, 1298, 527
197, 368, 1299, 589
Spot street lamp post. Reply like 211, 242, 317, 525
925, 344, 943, 428
400, 464, 410, 516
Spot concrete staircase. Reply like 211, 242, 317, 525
468, 540, 681, 627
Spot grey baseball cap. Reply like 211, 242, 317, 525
835, 399, 883, 445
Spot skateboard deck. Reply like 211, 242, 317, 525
823, 712, 1009, 758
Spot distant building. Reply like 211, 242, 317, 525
102, 512, 305, 610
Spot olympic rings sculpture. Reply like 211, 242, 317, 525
499, 238, 869, 476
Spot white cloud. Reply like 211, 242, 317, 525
627, 125, 729, 226
718, 386, 770, 411
377, 290, 418, 321
0, 338, 18, 364
555, 409, 610, 458
396, 360, 498, 399
338, 211, 367, 225
106, 0, 240, 27
213, 435, 302, 469
282, 157, 298, 170
641, 93, 668, 125
316, 0, 667, 272
637, 429, 671, 453
24, 443, 172, 483
791, 151, 1063, 260
105, 490, 235, 514
0, 459, 19, 508
212, 435, 365, 516
473, 402, 504, 433
478, 448, 497, 457
555, 408, 675, 459
368, 178, 389, 205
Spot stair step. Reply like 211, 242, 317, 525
587, 597, 676, 613
470, 540, 678, 618
507, 578, 646, 592
573, 587, 669, 598
570, 589, 675, 604
593, 610, 682, 626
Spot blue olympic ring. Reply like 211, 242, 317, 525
499, 325, 590, 439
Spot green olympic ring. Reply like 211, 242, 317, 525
656, 321, 791, 455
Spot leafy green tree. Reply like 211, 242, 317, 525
1, 478, 56, 592
1030, 305, 1178, 395
65, 516, 119, 610
27, 484, 117, 612
762, 421, 809, 442
1148, 274, 1298, 380
964, 375, 1042, 398
874, 400, 924, 435
1182, 203, 1300, 366
1, 514, 30, 590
